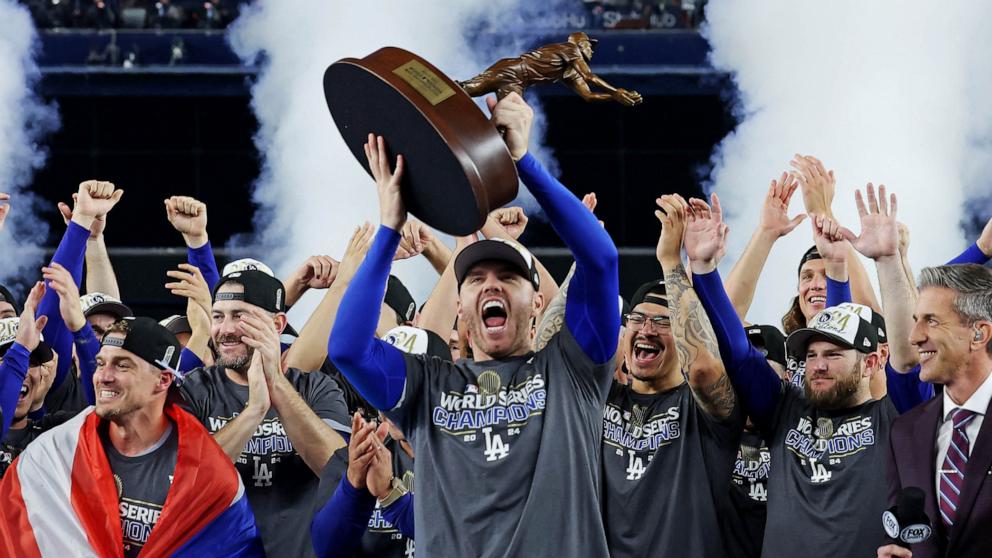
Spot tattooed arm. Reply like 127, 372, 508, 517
534, 263, 576, 351
655, 195, 736, 420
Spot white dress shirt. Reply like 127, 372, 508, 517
935, 369, 992, 495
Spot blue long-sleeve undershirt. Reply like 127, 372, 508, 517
0, 343, 30, 438
516, 153, 620, 364
73, 323, 100, 405
825, 277, 851, 308
692, 269, 782, 429
38, 222, 89, 393
946, 243, 989, 266
187, 241, 220, 292
328, 227, 408, 411
311, 477, 377, 558
381, 492, 414, 538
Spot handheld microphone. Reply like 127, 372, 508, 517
882, 487, 933, 548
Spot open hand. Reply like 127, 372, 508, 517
13, 282, 48, 352
365, 134, 406, 231
42, 263, 86, 332
165, 263, 213, 318
840, 183, 899, 260
654, 194, 687, 265
338, 223, 376, 282
683, 193, 728, 273
790, 154, 835, 216
346, 413, 379, 490
760, 172, 806, 237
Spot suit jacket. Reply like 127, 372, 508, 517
887, 395, 992, 558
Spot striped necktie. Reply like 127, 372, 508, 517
938, 408, 978, 529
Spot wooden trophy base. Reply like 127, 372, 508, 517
324, 47, 519, 235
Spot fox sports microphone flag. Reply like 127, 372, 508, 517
0, 404, 264, 557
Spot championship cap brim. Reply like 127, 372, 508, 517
454, 238, 540, 290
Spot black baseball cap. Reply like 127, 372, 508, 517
786, 306, 878, 356
101, 317, 181, 371
213, 270, 287, 313
454, 238, 540, 291
80, 292, 133, 320
746, 324, 787, 368
386, 276, 416, 324
630, 280, 668, 308
797, 246, 822, 277
159, 315, 191, 336
0, 285, 19, 314
0, 317, 54, 364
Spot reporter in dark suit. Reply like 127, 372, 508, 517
881, 264, 992, 558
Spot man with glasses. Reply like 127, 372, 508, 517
601, 194, 743, 557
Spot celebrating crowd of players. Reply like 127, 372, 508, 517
0, 93, 990, 557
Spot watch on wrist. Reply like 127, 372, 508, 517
377, 477, 408, 508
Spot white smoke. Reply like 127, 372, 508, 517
703, 1, 992, 326
228, 0, 559, 323
0, 0, 59, 296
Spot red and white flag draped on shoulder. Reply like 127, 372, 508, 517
0, 403, 264, 557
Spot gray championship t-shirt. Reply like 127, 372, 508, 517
101, 422, 179, 558
386, 327, 613, 558
601, 381, 743, 557
724, 429, 771, 558
180, 365, 351, 558
761, 383, 897, 558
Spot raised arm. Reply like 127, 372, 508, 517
327, 135, 409, 411
283, 255, 339, 309
418, 234, 474, 343
42, 263, 98, 405
58, 197, 120, 298
481, 206, 559, 305
810, 214, 853, 307
840, 184, 918, 372
491, 94, 619, 363
0, 283, 47, 438
725, 173, 806, 319
165, 263, 215, 369
677, 194, 783, 428
792, 154, 881, 312
165, 196, 220, 291
39, 181, 123, 394
658, 194, 735, 419
946, 216, 992, 265
284, 224, 374, 372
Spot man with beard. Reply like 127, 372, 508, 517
329, 92, 619, 557
0, 316, 264, 556
600, 193, 742, 557
686, 193, 898, 558
0, 283, 71, 478
179, 269, 351, 558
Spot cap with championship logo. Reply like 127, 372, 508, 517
101, 317, 181, 371
80, 292, 133, 320
0, 318, 54, 364
836, 302, 887, 344
213, 270, 287, 314
630, 280, 668, 308
222, 258, 275, 278
0, 284, 19, 314
786, 305, 879, 356
454, 238, 540, 291
385, 276, 417, 324
381, 325, 452, 360
746, 324, 787, 367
